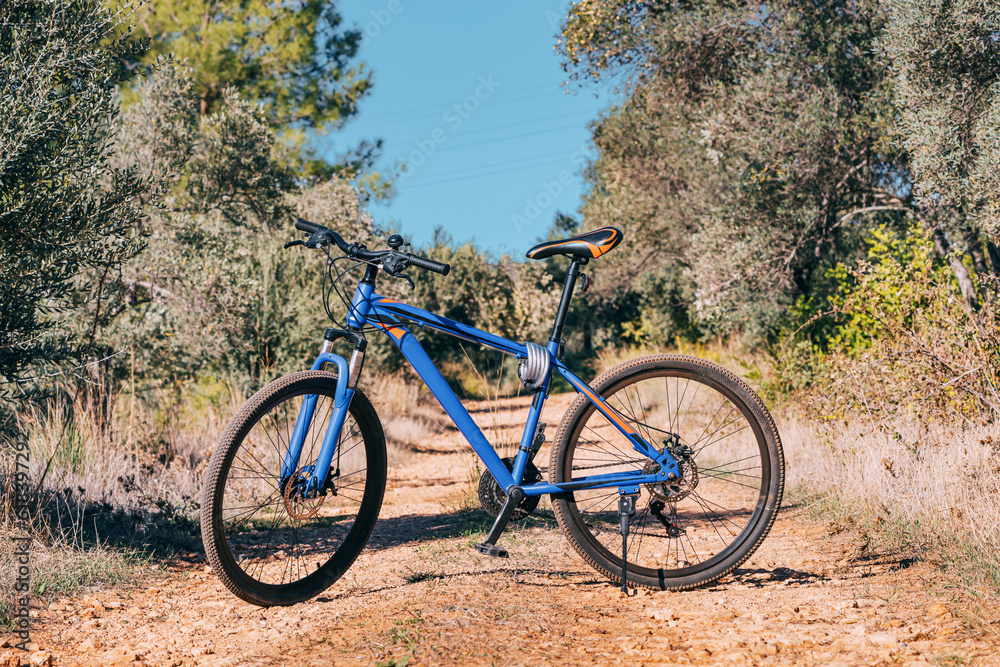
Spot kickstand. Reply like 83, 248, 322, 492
475, 486, 525, 558
618, 489, 639, 595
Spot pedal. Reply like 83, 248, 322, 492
474, 543, 509, 558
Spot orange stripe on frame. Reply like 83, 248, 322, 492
577, 384, 637, 435
372, 321, 406, 341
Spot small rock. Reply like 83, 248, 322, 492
711, 610, 737, 621
28, 652, 52, 667
106, 601, 122, 609
25, 644, 39, 652
926, 603, 950, 617
867, 633, 898, 647
645, 608, 674, 621
106, 647, 138, 664
80, 637, 102, 651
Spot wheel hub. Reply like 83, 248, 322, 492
644, 438, 698, 502
282, 466, 326, 520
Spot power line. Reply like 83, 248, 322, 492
345, 82, 574, 128
313, 108, 598, 156
390, 109, 597, 146
432, 123, 585, 156
403, 154, 585, 189
404, 160, 572, 189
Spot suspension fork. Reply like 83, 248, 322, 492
281, 329, 367, 496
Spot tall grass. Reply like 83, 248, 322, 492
6, 335, 1000, 613
0, 367, 441, 620
595, 341, 1000, 593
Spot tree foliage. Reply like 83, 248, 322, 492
134, 0, 370, 129
0, 0, 150, 392
561, 0, 909, 344
879, 0, 1000, 304
105, 66, 560, 395
129, 0, 380, 178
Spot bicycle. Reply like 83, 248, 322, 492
200, 218, 785, 607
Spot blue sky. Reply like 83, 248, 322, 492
317, 0, 617, 257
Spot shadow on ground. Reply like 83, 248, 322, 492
365, 507, 559, 551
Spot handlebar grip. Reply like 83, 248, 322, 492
294, 218, 353, 253
295, 218, 321, 234
407, 254, 451, 276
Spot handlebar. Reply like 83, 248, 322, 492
293, 218, 451, 276
407, 254, 451, 275
294, 218, 322, 235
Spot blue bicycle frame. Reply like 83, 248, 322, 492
283, 281, 681, 499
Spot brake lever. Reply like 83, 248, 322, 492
285, 228, 332, 250
377, 250, 416, 289
398, 272, 415, 291
304, 229, 332, 249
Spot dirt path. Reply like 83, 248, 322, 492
8, 393, 1000, 667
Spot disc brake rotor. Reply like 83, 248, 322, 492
282, 466, 326, 520
643, 456, 698, 503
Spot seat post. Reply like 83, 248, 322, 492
549, 258, 584, 349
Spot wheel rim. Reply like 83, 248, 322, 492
563, 370, 770, 579
214, 388, 373, 592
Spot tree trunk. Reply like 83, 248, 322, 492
985, 239, 1000, 298
930, 225, 979, 309
970, 245, 989, 301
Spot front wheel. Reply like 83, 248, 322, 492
549, 354, 784, 591
201, 371, 386, 606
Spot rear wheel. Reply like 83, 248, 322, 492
549, 355, 783, 590
201, 371, 386, 606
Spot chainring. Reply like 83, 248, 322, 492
478, 456, 542, 520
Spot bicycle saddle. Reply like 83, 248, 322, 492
525, 226, 623, 260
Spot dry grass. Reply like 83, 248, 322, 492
781, 411, 1000, 554
0, 368, 447, 618
365, 371, 447, 459
594, 341, 1000, 592
6, 336, 1000, 615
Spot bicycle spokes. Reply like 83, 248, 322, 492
218, 390, 371, 588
